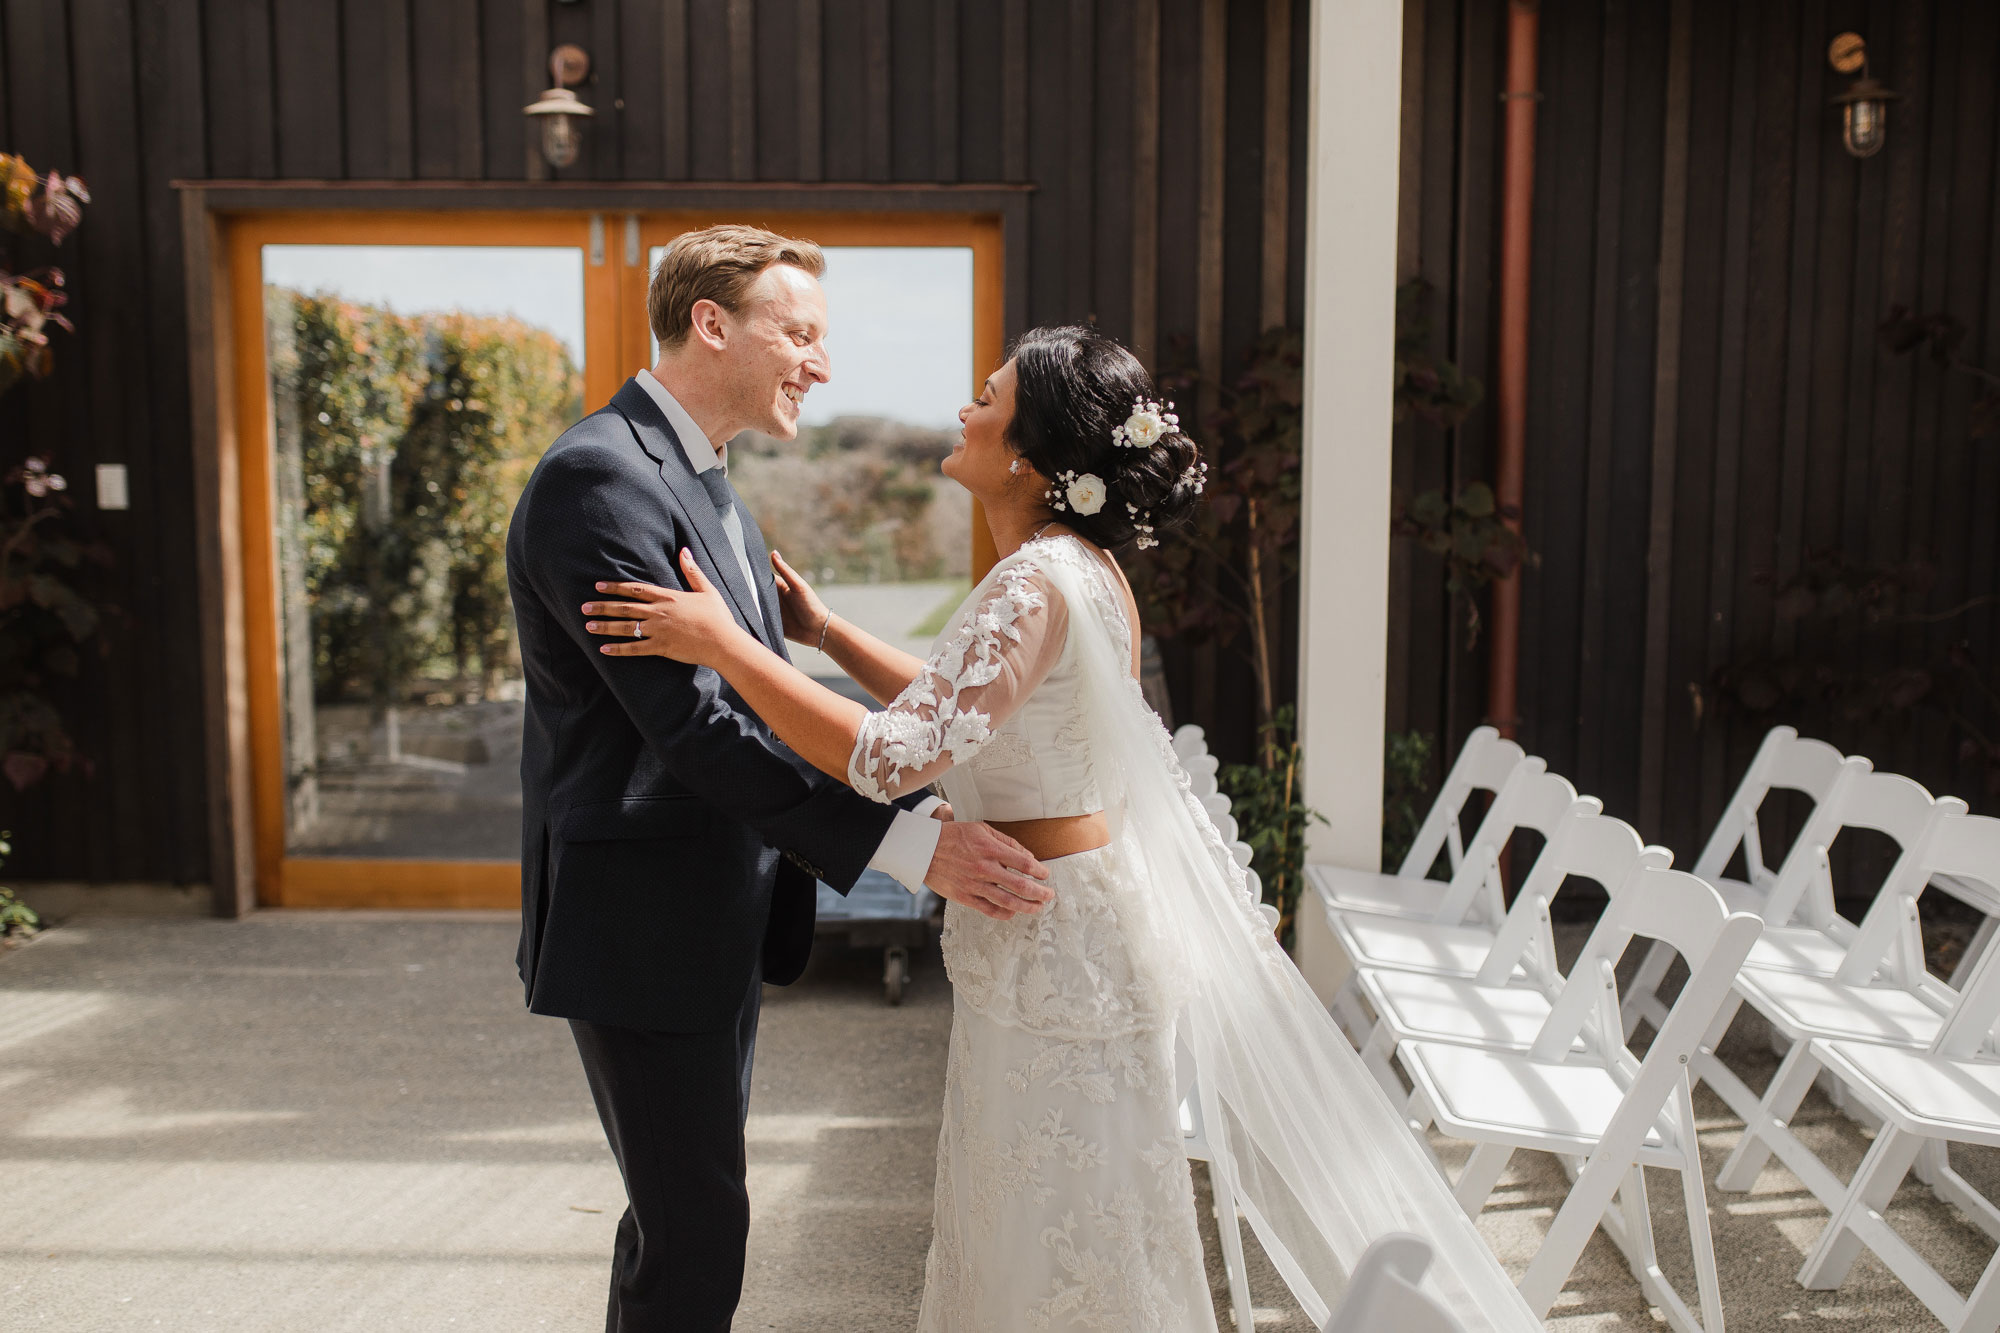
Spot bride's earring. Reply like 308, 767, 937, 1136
1007, 459, 1026, 476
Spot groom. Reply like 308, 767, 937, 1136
505, 224, 1052, 1331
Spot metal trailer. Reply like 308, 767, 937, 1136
814, 871, 940, 1004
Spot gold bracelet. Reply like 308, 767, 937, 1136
815, 610, 834, 651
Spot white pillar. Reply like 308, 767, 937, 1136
1292, 0, 1402, 998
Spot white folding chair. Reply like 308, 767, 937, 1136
1352, 808, 1670, 1100
1624, 730, 1866, 1032
1723, 769, 1944, 983
1711, 806, 1993, 1195
1324, 765, 1593, 1040
1795, 822, 2000, 1331
1322, 1233, 1467, 1333
1698, 779, 1965, 1193
1177, 1028, 1255, 1330
1692, 726, 1861, 916
1400, 864, 1763, 1332
1308, 726, 1527, 923
1325, 766, 1593, 982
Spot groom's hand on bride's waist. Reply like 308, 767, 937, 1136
923, 822, 1052, 921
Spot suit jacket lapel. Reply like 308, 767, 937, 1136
610, 378, 766, 645
730, 499, 790, 660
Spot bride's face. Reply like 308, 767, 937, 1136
943, 359, 1027, 501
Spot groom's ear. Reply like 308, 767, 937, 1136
687, 298, 732, 352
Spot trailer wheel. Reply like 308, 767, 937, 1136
883, 946, 909, 1005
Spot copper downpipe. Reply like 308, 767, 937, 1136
1488, 0, 1539, 741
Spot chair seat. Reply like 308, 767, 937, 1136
1311, 865, 1463, 922
1734, 969, 1945, 1047
1399, 1040, 1673, 1158
1329, 909, 1517, 978
1359, 969, 1580, 1053
1813, 1040, 2000, 1149
1744, 924, 1851, 976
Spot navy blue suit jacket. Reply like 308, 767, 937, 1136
506, 378, 909, 1033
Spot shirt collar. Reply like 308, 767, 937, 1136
637, 369, 724, 473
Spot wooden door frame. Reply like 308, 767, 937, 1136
176, 181, 1028, 916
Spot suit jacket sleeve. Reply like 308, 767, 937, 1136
520, 439, 899, 890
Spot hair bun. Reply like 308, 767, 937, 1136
1005, 326, 1207, 553
1105, 430, 1203, 548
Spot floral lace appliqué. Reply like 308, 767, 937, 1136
849, 562, 1051, 802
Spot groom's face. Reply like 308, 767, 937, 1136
722, 263, 830, 441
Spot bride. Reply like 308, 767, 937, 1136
580, 326, 1540, 1330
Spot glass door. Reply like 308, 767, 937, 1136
230, 210, 1000, 907
230, 214, 617, 906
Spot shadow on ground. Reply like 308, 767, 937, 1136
2, 914, 1994, 1331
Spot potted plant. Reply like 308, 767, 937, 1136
1, 153, 93, 919
0, 830, 39, 945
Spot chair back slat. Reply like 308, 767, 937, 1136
1834, 771, 1945, 843
1475, 809, 1660, 987
1530, 866, 1740, 1061
1690, 727, 1860, 884
1690, 726, 1797, 880
1936, 862, 2000, 1058
1430, 762, 1579, 924
1768, 770, 1940, 933
1763, 734, 1852, 799
1831, 799, 1979, 990
1737, 756, 1871, 926
1394, 727, 1526, 878
1926, 811, 2000, 889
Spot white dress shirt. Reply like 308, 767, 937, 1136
635, 370, 943, 893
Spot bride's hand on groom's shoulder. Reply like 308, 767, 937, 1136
768, 550, 830, 647
583, 551, 741, 667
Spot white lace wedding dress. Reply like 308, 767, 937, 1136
846, 533, 1543, 1332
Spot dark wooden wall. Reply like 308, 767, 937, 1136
0, 0, 1304, 883
13, 0, 1993, 890
1391, 0, 2000, 884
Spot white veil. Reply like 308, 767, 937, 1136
940, 554, 1541, 1330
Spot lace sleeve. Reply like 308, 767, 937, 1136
847, 561, 1069, 803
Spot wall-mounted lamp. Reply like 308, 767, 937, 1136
1828, 32, 1899, 159
524, 45, 594, 168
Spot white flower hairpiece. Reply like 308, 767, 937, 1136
1111, 397, 1179, 450
1179, 460, 1208, 495
1125, 501, 1158, 550
1049, 470, 1106, 515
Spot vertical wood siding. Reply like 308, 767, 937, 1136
1395, 0, 2000, 893
7, 0, 1993, 887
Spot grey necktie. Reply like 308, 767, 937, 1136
695, 466, 763, 621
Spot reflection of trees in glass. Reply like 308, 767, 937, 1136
266, 288, 580, 704
729, 417, 968, 584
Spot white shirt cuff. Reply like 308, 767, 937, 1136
869, 804, 945, 894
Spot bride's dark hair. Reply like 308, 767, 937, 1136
1004, 325, 1205, 552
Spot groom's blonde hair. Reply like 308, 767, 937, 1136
648, 224, 826, 350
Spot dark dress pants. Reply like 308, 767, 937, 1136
569, 971, 763, 1333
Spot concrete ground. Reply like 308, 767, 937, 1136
2, 912, 1997, 1331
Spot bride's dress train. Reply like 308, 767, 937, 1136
846, 533, 1542, 1331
